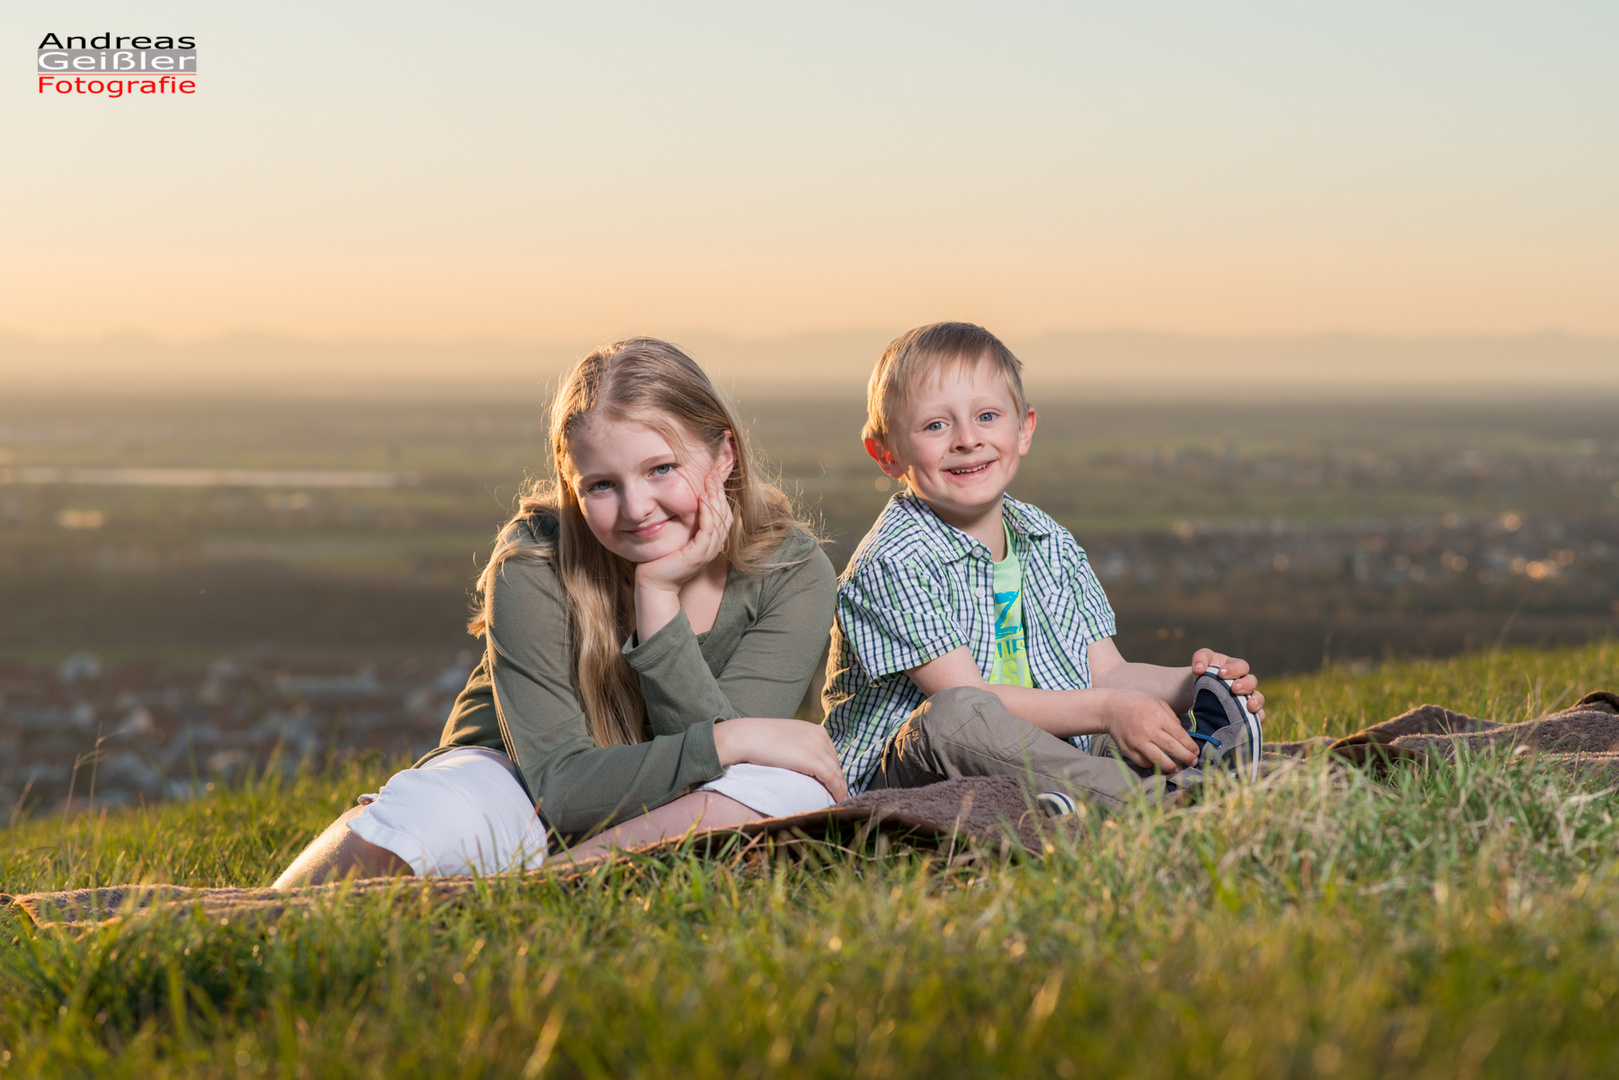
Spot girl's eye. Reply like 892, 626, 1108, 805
585, 480, 613, 494
650, 463, 675, 476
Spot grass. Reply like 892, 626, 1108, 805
3, 642, 1618, 1077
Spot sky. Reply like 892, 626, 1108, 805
3, 1, 1617, 349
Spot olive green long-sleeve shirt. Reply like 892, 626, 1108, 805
418, 519, 835, 838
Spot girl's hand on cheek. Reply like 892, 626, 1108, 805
635, 467, 732, 596
701, 463, 735, 550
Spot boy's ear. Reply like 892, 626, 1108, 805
864, 437, 905, 478
1017, 406, 1038, 456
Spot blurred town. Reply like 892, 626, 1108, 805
0, 651, 472, 822
3, 392, 1617, 816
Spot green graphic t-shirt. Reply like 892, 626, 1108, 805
988, 520, 1034, 687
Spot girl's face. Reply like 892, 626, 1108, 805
568, 413, 731, 564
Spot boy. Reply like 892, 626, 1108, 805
823, 322, 1265, 809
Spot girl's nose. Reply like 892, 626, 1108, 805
621, 481, 656, 521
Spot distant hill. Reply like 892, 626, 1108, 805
3, 330, 1616, 400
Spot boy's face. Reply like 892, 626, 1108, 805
865, 357, 1036, 530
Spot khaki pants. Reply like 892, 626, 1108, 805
865, 687, 1176, 811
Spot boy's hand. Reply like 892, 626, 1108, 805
1190, 649, 1266, 723
1101, 690, 1199, 773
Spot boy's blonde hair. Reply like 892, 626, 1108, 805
861, 322, 1030, 447
469, 338, 808, 749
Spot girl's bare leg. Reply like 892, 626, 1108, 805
272, 805, 414, 889
561, 792, 759, 862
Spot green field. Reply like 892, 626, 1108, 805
4, 642, 1618, 1077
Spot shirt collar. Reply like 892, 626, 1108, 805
896, 492, 1051, 562
1002, 496, 1053, 540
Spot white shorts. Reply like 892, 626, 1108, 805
699, 763, 837, 818
348, 753, 835, 876
348, 747, 548, 877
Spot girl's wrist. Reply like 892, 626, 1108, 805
633, 567, 685, 596
633, 581, 684, 641
712, 718, 753, 767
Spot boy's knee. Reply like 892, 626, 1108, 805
910, 686, 1023, 744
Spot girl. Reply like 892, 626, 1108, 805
275, 339, 843, 886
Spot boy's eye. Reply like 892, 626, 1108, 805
923, 421, 946, 432
977, 411, 998, 423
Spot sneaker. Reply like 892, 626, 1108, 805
1036, 791, 1078, 817
1168, 765, 1204, 793
1184, 671, 1263, 780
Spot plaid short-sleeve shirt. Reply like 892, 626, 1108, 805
823, 493, 1117, 793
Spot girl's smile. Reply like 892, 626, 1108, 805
626, 517, 672, 539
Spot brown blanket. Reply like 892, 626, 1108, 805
1268, 689, 1619, 783
5, 776, 1042, 931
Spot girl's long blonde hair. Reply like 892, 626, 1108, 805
469, 338, 808, 748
